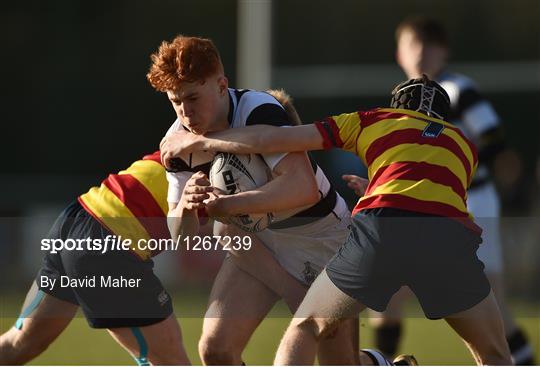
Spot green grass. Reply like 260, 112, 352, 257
1, 291, 538, 365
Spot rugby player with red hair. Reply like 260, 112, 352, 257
151, 35, 403, 366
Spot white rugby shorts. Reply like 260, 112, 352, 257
256, 195, 352, 285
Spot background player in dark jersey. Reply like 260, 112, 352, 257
351, 16, 534, 365
160, 76, 513, 365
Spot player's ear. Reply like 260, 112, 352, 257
395, 49, 403, 67
217, 76, 228, 96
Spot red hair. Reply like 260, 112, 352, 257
147, 35, 224, 92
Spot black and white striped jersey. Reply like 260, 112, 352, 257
166, 88, 341, 227
437, 71, 503, 187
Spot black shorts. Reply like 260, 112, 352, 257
36, 200, 173, 328
326, 208, 491, 319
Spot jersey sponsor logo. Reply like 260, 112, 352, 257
422, 122, 445, 138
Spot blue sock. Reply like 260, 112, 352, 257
130, 327, 149, 366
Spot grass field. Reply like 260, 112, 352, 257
1, 290, 538, 365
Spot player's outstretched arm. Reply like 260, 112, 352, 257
160, 124, 324, 170
205, 124, 325, 153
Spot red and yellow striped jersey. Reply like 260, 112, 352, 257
315, 108, 481, 233
78, 151, 169, 260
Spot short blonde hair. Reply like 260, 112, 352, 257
266, 89, 302, 126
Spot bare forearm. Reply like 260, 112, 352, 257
167, 207, 200, 240
197, 126, 274, 153
199, 124, 323, 154
211, 152, 319, 216
220, 177, 318, 215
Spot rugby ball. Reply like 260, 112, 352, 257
209, 152, 274, 232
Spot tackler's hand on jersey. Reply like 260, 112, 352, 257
342, 174, 369, 197
179, 171, 215, 211
160, 130, 200, 170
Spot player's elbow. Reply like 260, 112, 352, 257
276, 158, 319, 207
297, 175, 320, 207
276, 172, 318, 208
306, 182, 321, 206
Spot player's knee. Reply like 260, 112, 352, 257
4, 328, 52, 363
480, 353, 513, 366
20, 332, 52, 358
470, 331, 512, 366
295, 316, 339, 341
198, 335, 239, 365
148, 350, 189, 366
477, 343, 512, 366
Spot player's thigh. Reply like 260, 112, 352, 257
201, 256, 279, 350
9, 281, 78, 350
108, 313, 189, 365
369, 286, 413, 326
445, 291, 510, 364
294, 269, 364, 334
